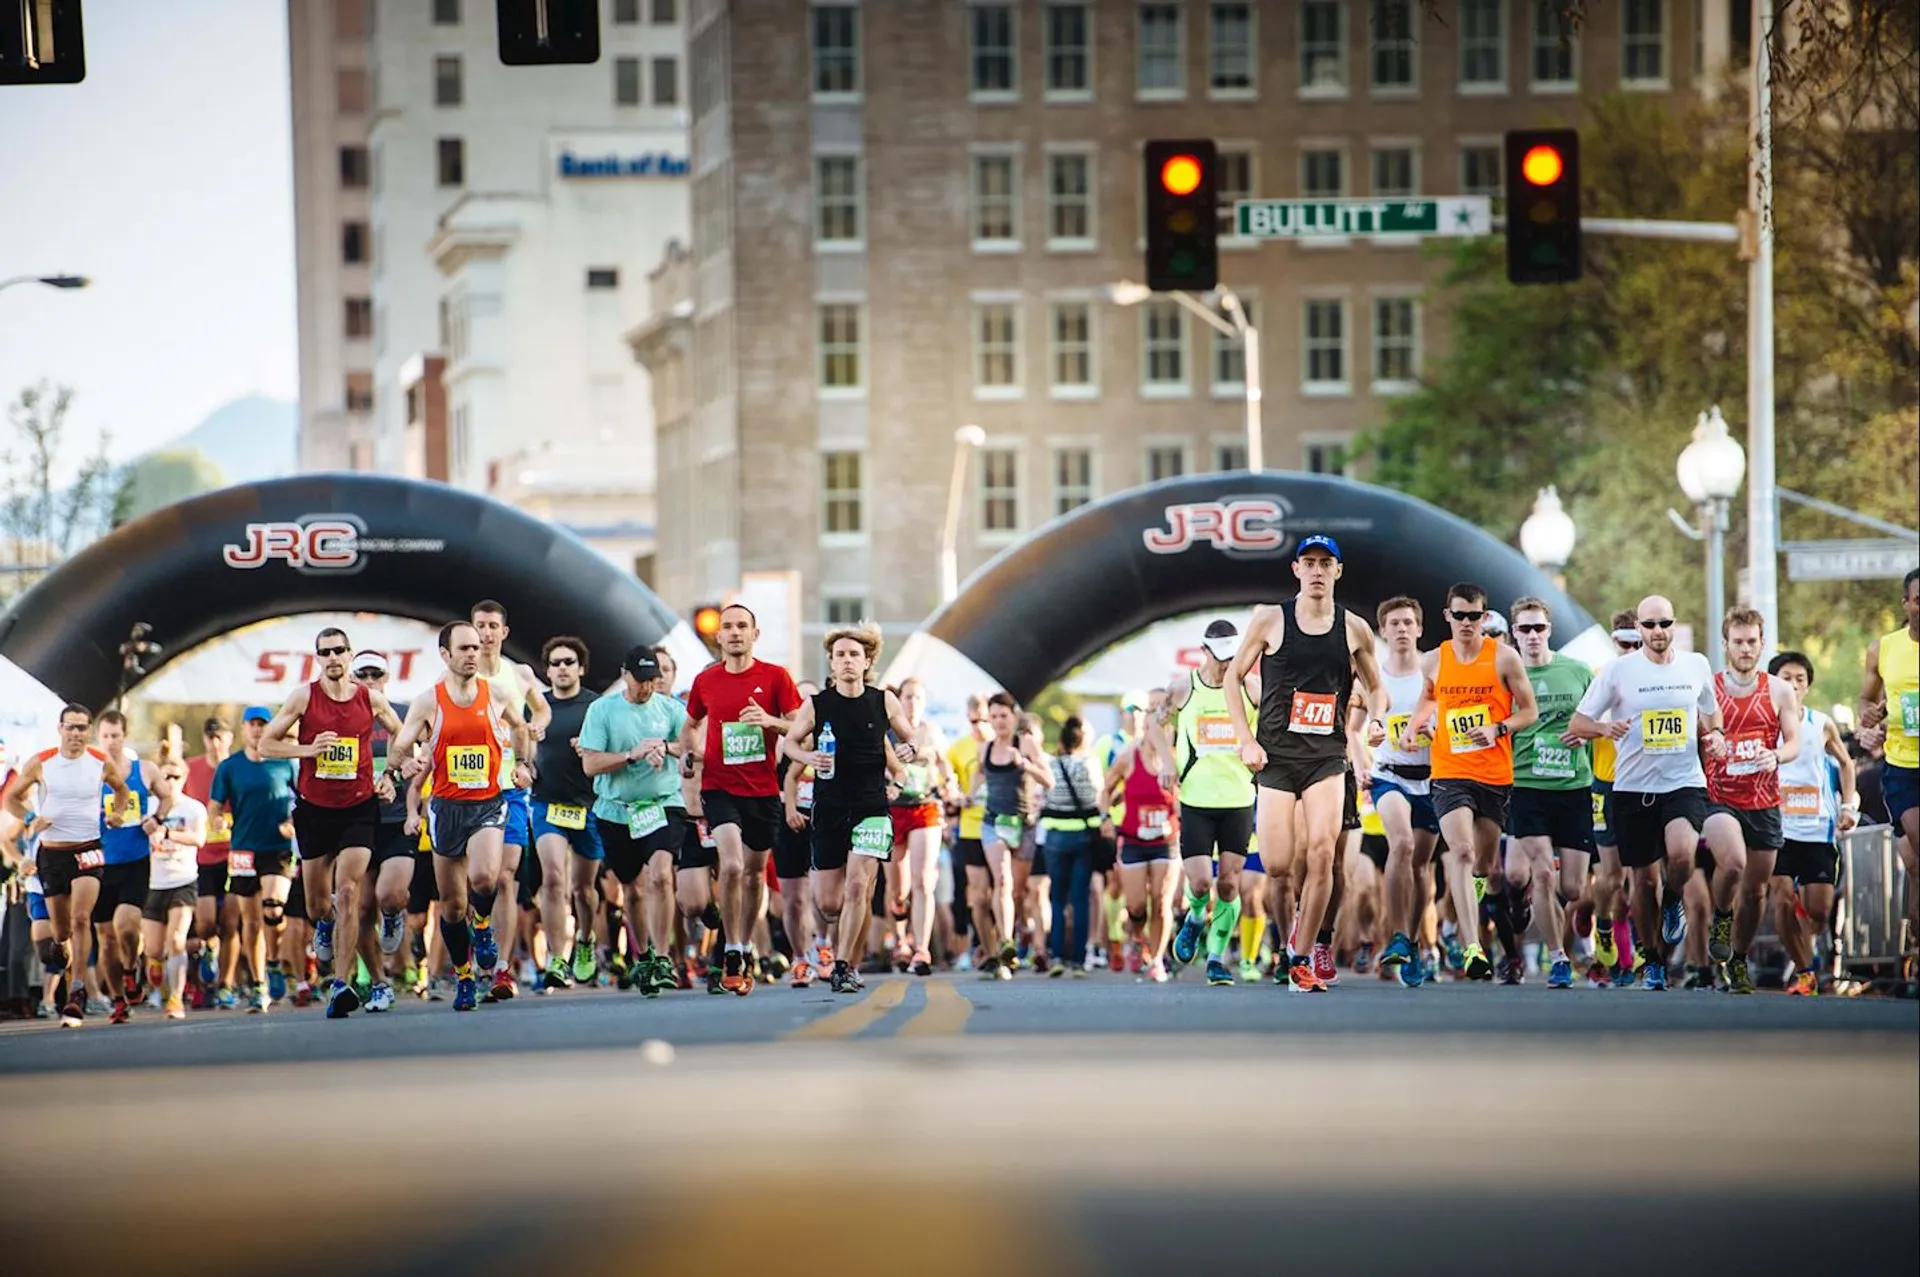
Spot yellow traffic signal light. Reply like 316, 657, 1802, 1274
692, 605, 723, 642
1504, 129, 1582, 285
1144, 139, 1218, 293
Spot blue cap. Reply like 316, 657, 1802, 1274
242, 705, 272, 723
1295, 534, 1341, 561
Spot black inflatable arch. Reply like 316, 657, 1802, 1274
0, 473, 689, 709
884, 472, 1607, 705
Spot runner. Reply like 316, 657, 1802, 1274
975, 693, 1055, 978
138, 760, 206, 1020
1225, 535, 1388, 993
93, 710, 155, 1023
527, 636, 605, 992
681, 604, 802, 995
470, 600, 552, 1002
777, 687, 824, 986
1100, 714, 1179, 982
1506, 596, 1594, 989
1165, 619, 1260, 987
1768, 650, 1859, 994
1569, 595, 1724, 991
1701, 607, 1802, 994
1037, 715, 1101, 978
181, 716, 233, 1003
390, 620, 536, 1012
1589, 610, 1642, 986
3, 705, 130, 1027
353, 651, 416, 1010
782, 622, 918, 993
208, 706, 300, 1011
1405, 582, 1540, 983
1857, 568, 1919, 966
1366, 596, 1440, 988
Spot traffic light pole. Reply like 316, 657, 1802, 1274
1161, 287, 1262, 474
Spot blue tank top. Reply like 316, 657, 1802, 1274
101, 753, 152, 865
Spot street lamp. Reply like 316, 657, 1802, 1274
1105, 279, 1262, 472
0, 274, 90, 294
1671, 404, 1747, 667
1519, 485, 1577, 587
940, 423, 987, 605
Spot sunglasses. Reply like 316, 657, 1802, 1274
548, 656, 579, 667
1513, 622, 1550, 634
1639, 618, 1675, 630
316, 644, 349, 657
1449, 609, 1486, 622
354, 668, 386, 678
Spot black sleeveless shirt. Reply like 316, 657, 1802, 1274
810, 684, 890, 809
1258, 599, 1353, 765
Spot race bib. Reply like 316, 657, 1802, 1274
627, 800, 667, 839
108, 791, 144, 827
1195, 713, 1238, 753
76, 847, 105, 870
1641, 710, 1688, 753
1724, 733, 1768, 776
991, 815, 1023, 846
1445, 705, 1492, 754
796, 778, 814, 809
721, 721, 765, 766
446, 745, 492, 789
1590, 791, 1607, 832
851, 816, 893, 859
315, 737, 359, 781
229, 850, 256, 875
1387, 713, 1432, 750
1137, 805, 1170, 841
1899, 690, 1919, 737
210, 810, 233, 842
1531, 743, 1576, 780
547, 802, 587, 831
697, 819, 717, 850
1781, 785, 1822, 819
1288, 691, 1338, 735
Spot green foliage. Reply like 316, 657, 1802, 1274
1, 382, 119, 599
112, 447, 227, 526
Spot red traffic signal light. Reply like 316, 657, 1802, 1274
1160, 154, 1203, 196
1519, 145, 1565, 187
1144, 139, 1218, 293
692, 605, 723, 640
1504, 129, 1581, 285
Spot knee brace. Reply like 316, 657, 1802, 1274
1127, 905, 1149, 928
261, 898, 287, 927
38, 938, 67, 972
888, 897, 911, 921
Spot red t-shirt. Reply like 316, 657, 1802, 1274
184, 754, 231, 865
686, 659, 802, 799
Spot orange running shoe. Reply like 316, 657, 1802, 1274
1786, 970, 1818, 996
1288, 960, 1328, 993
791, 959, 815, 988
719, 951, 747, 994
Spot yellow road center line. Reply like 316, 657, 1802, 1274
785, 979, 907, 1040
898, 980, 972, 1038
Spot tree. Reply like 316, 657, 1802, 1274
112, 448, 227, 526
1, 382, 120, 600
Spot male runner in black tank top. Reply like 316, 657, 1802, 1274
1225, 535, 1389, 993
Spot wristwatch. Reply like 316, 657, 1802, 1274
1493, 721, 1509, 739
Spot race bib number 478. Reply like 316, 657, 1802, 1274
1288, 692, 1338, 735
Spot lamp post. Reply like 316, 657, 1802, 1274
0, 274, 89, 295
940, 423, 987, 605
1673, 405, 1747, 668
1106, 279, 1262, 472
1519, 485, 1577, 590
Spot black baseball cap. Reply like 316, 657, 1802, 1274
623, 646, 661, 680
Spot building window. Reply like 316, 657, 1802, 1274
337, 66, 368, 113
339, 145, 369, 188
1371, 0, 1415, 90
435, 55, 462, 107
1214, 440, 1248, 471
1216, 147, 1253, 236
974, 303, 1021, 394
1623, 0, 1665, 84
823, 594, 867, 625
1209, 3, 1254, 94
615, 57, 641, 105
1459, 0, 1506, 87
1044, 3, 1091, 96
980, 448, 1020, 533
586, 267, 620, 289
821, 451, 864, 536
1302, 147, 1344, 198
1460, 142, 1501, 196
434, 0, 461, 24
1046, 152, 1093, 246
437, 137, 465, 187
345, 297, 373, 339
613, 0, 639, 21
818, 303, 864, 390
971, 152, 1019, 247
1304, 439, 1349, 474
1211, 299, 1256, 392
812, 5, 861, 97
1373, 296, 1419, 388
1371, 147, 1416, 197
1142, 301, 1187, 391
1137, 3, 1184, 96
1053, 447, 1094, 516
1531, 0, 1578, 87
652, 56, 679, 105
815, 154, 863, 245
1050, 301, 1095, 393
1145, 444, 1187, 483
651, 0, 677, 21
452, 405, 471, 478
1303, 299, 1348, 392
345, 372, 374, 413
1300, 0, 1347, 93
336, 0, 368, 41
342, 221, 368, 265
971, 3, 1017, 97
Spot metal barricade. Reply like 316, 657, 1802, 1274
1837, 824, 1912, 976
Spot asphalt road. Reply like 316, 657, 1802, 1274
3, 972, 1916, 1276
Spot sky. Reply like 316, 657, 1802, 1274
0, 0, 296, 482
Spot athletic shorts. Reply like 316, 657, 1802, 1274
429, 794, 509, 860
1118, 837, 1171, 866
679, 816, 718, 873
36, 841, 103, 899
291, 797, 381, 861
1777, 838, 1839, 887
1369, 777, 1441, 835
1256, 753, 1346, 797
27, 891, 48, 922
1244, 850, 1264, 874
957, 837, 988, 869
1883, 762, 1918, 826
811, 803, 894, 873
517, 842, 542, 907
141, 884, 196, 923
1590, 779, 1616, 846
94, 858, 150, 924
1361, 833, 1389, 872
370, 822, 413, 867
499, 788, 531, 848
227, 849, 294, 881
1178, 803, 1254, 861
196, 862, 228, 901
530, 797, 606, 860
1432, 778, 1512, 831
1090, 831, 1116, 875
1706, 801, 1783, 853
599, 809, 683, 886
1509, 787, 1596, 854
890, 802, 943, 844
699, 789, 780, 853
1611, 787, 1708, 870
408, 851, 439, 914
773, 811, 812, 881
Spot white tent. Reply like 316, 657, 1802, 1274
0, 654, 72, 764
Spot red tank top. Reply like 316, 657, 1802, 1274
1117, 753, 1176, 844
297, 680, 375, 808
1705, 671, 1781, 811
430, 680, 504, 803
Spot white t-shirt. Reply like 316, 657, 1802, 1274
1575, 650, 1717, 794
148, 794, 208, 891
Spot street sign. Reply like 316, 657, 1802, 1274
1235, 196, 1491, 239
1785, 539, 1918, 582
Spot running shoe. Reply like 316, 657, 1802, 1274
1238, 959, 1262, 983
1660, 899, 1686, 947
1642, 961, 1667, 992
214, 985, 238, 1010
488, 967, 516, 1002
1048, 961, 1066, 979
1312, 943, 1339, 986
453, 976, 477, 1011
1683, 965, 1714, 990
1463, 945, 1493, 982
1287, 959, 1327, 993
1497, 957, 1524, 986
570, 937, 597, 985
1725, 955, 1754, 995
706, 965, 726, 995
1610, 962, 1636, 989
109, 997, 131, 1025
1380, 932, 1414, 968
86, 995, 111, 1015
1586, 962, 1610, 987
1708, 912, 1733, 963
292, 981, 314, 1008
542, 959, 571, 993
1398, 956, 1424, 988
720, 950, 748, 995
60, 1000, 84, 1028
791, 959, 815, 988
1444, 934, 1468, 973
197, 951, 218, 988
911, 949, 933, 977
1148, 959, 1169, 984
471, 920, 499, 972
1353, 942, 1375, 974
1171, 911, 1205, 966
1785, 970, 1818, 996
1594, 924, 1619, 969
1547, 958, 1574, 989
267, 965, 288, 1003
35, 1003, 54, 1020
1205, 958, 1234, 986
366, 983, 396, 1013
829, 961, 861, 994
313, 918, 335, 965
1126, 942, 1144, 975
1106, 946, 1124, 973
378, 911, 406, 956
978, 956, 1002, 980
892, 941, 913, 973
164, 997, 186, 1020
249, 987, 270, 1014
814, 944, 837, 977
999, 939, 1020, 972
427, 977, 448, 1002
326, 981, 360, 1019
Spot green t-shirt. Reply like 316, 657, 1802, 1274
1514, 653, 1594, 791
578, 691, 689, 824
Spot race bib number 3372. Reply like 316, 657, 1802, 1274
721, 721, 765, 766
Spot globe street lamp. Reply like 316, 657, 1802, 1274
1105, 279, 1262, 472
1672, 405, 1747, 667
1519, 485, 1577, 588
940, 424, 988, 605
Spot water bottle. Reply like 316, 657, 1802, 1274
817, 722, 836, 780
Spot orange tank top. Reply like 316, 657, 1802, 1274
1431, 639, 1514, 784
429, 679, 505, 802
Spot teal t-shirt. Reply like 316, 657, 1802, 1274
1514, 653, 1594, 791
579, 691, 689, 824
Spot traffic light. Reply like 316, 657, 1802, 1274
1144, 139, 1218, 293
1504, 129, 1581, 285
496, 0, 600, 66
691, 604, 723, 652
